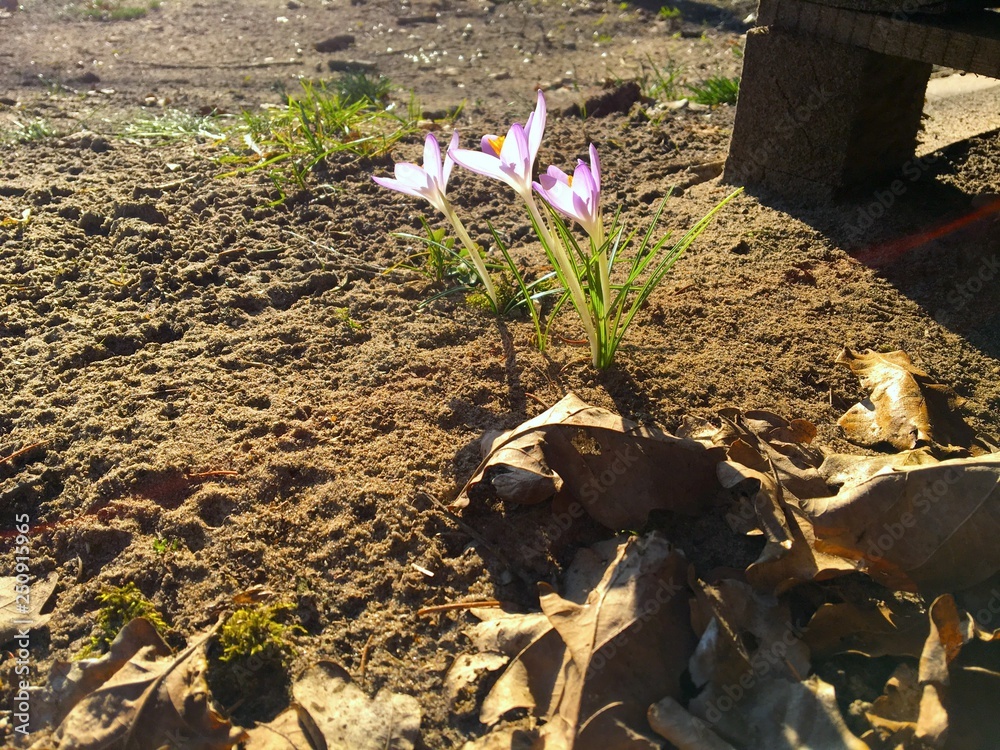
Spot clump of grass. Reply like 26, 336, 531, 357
77, 0, 161, 21
394, 219, 557, 315
219, 76, 418, 198
70, 0, 162, 21
0, 118, 56, 145
687, 76, 740, 105
641, 56, 684, 101
120, 109, 227, 142
335, 71, 393, 106
83, 582, 167, 656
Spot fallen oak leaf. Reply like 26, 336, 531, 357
865, 595, 1000, 748
48, 620, 245, 749
468, 533, 696, 749
717, 441, 856, 594
455, 393, 725, 530
686, 578, 811, 721
818, 448, 939, 491
804, 599, 928, 659
0, 571, 58, 644
716, 409, 831, 500
247, 661, 421, 750
835, 348, 994, 456
33, 617, 171, 731
647, 696, 737, 750
688, 674, 867, 750
536, 535, 693, 748
804, 454, 1000, 596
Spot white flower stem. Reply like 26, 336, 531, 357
523, 191, 600, 367
443, 201, 498, 310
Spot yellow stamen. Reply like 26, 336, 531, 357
567, 175, 573, 186
488, 135, 505, 155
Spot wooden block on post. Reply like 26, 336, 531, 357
724, 25, 931, 200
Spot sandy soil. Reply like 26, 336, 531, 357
1, 0, 999, 746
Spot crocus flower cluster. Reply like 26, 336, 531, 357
373, 88, 738, 368
373, 90, 605, 356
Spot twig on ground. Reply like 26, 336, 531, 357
416, 600, 502, 617
186, 470, 240, 480
0, 440, 48, 466
358, 633, 375, 684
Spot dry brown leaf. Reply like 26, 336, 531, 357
249, 661, 421, 750
818, 449, 939, 490
33, 617, 171, 730
804, 600, 928, 659
715, 409, 831, 500
688, 675, 867, 750
718, 440, 856, 594
681, 579, 868, 749
687, 578, 810, 700
46, 620, 244, 749
0, 571, 58, 644
717, 457, 795, 568
835, 348, 993, 456
920, 595, 968, 685
647, 696, 736, 750
454, 393, 725, 529
469, 533, 695, 749
804, 454, 1000, 595
865, 663, 921, 741
242, 705, 317, 750
446, 652, 510, 706
866, 596, 1000, 750
461, 728, 542, 750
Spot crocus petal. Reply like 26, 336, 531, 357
535, 175, 575, 216
526, 89, 546, 167
423, 133, 443, 188
481, 134, 502, 156
442, 131, 459, 188
394, 161, 433, 192
498, 123, 531, 188
372, 174, 427, 203
588, 143, 601, 193
544, 164, 571, 186
450, 147, 506, 183
575, 165, 601, 233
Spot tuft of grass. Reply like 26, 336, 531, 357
687, 76, 740, 105
0, 118, 56, 145
83, 582, 167, 656
335, 71, 393, 106
120, 110, 227, 142
218, 76, 418, 198
394, 219, 557, 317
641, 56, 684, 101
152, 537, 180, 554
657, 5, 682, 21
76, 0, 161, 21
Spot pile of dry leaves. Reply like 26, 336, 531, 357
6, 348, 999, 749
